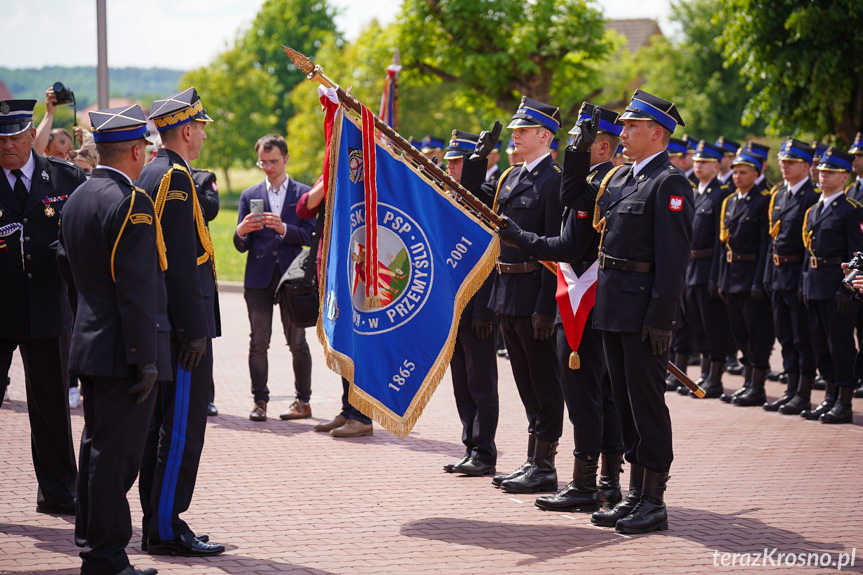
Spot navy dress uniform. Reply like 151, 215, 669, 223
717, 150, 774, 404
788, 148, 863, 423
561, 90, 692, 534
684, 141, 734, 398
489, 96, 564, 494
444, 131, 500, 477
761, 139, 820, 409
500, 103, 625, 513
846, 133, 863, 203
56, 105, 169, 575
0, 99, 82, 514
746, 141, 773, 193
715, 137, 741, 186
135, 88, 224, 556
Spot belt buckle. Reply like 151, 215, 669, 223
726, 251, 733, 264
773, 253, 781, 266
598, 253, 606, 270
809, 256, 818, 269
495, 261, 503, 273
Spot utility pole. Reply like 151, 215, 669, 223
96, 0, 109, 109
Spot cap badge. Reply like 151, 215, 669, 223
0, 102, 9, 114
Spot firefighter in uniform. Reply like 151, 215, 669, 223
57, 104, 167, 575
488, 96, 564, 494
135, 88, 224, 557
499, 103, 625, 513
557, 90, 693, 534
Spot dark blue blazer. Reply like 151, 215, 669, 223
233, 178, 315, 290
802, 194, 863, 301
763, 179, 820, 291
718, 188, 772, 294
686, 178, 732, 287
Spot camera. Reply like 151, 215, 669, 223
53, 82, 75, 106
841, 251, 863, 294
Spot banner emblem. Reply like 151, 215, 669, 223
349, 147, 364, 184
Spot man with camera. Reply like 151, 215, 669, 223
0, 98, 83, 515
234, 134, 315, 423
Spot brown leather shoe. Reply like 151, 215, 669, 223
330, 419, 373, 437
279, 399, 312, 420
249, 400, 267, 422
314, 414, 348, 432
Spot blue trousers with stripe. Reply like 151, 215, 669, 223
139, 338, 212, 542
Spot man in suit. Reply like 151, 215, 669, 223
499, 103, 625, 513
717, 150, 774, 405
234, 134, 315, 423
191, 167, 220, 416
760, 139, 820, 411
684, 141, 734, 399
441, 130, 499, 477
0, 98, 81, 515
57, 104, 165, 575
792, 148, 863, 423
135, 88, 225, 557
561, 90, 693, 534
489, 96, 564, 495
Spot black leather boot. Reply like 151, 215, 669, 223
592, 463, 643, 527
733, 367, 767, 406
802, 381, 837, 420
813, 375, 827, 390
665, 366, 679, 392
764, 372, 799, 411
693, 355, 710, 386
820, 387, 853, 424
779, 375, 812, 415
676, 354, 692, 395
597, 454, 623, 508
854, 381, 863, 398
492, 433, 535, 487
721, 365, 751, 402
615, 468, 669, 534
694, 360, 724, 398
502, 439, 558, 493
535, 456, 598, 512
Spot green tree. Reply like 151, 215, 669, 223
241, 0, 340, 132
636, 0, 760, 141
719, 0, 863, 143
397, 0, 611, 120
182, 46, 280, 192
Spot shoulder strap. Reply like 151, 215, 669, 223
492, 165, 519, 213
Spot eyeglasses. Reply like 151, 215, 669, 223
256, 159, 282, 169
67, 149, 92, 160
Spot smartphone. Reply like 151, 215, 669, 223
250, 199, 264, 215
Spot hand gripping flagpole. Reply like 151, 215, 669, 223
281, 46, 558, 275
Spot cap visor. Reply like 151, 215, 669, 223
507, 118, 541, 129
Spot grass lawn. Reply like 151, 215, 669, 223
210, 208, 245, 283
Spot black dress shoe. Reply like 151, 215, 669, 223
147, 531, 225, 557
114, 567, 158, 575
443, 455, 470, 473
142, 532, 209, 552
207, 403, 219, 416
455, 458, 496, 476
36, 498, 76, 516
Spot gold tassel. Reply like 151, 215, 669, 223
364, 295, 381, 310
802, 205, 814, 250
718, 195, 731, 244
569, 351, 580, 370
767, 188, 781, 240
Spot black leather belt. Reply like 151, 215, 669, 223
773, 253, 803, 266
726, 251, 758, 263
598, 253, 654, 273
690, 248, 714, 260
808, 256, 844, 269
496, 260, 541, 274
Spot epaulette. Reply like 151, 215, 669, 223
45, 155, 77, 169
720, 183, 730, 190
845, 182, 856, 194
760, 190, 771, 196
552, 164, 562, 173
814, 186, 822, 194
846, 196, 863, 208
192, 168, 214, 174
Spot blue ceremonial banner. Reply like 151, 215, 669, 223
318, 105, 498, 437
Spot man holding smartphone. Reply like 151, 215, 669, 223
234, 134, 316, 422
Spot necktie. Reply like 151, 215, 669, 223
11, 169, 28, 209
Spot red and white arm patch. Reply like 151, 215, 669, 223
669, 196, 684, 211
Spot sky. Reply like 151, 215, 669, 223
1, 0, 671, 70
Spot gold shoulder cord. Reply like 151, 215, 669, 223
592, 164, 626, 253
767, 186, 781, 239
136, 188, 168, 272
492, 165, 518, 214
802, 204, 815, 254
111, 190, 136, 283
154, 165, 216, 281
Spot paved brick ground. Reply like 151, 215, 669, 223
2, 287, 862, 574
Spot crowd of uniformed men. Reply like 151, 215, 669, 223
2, 76, 863, 574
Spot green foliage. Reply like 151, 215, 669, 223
719, 0, 863, 143
209, 208, 245, 282
240, 0, 340, 131
397, 0, 611, 119
635, 0, 761, 142
182, 47, 280, 188
0, 66, 184, 109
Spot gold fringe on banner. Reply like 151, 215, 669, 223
315, 108, 501, 438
